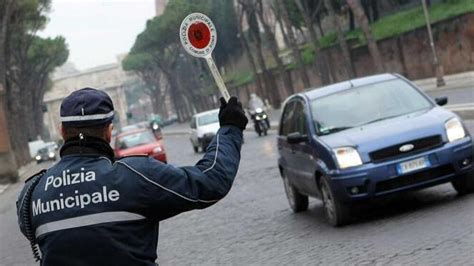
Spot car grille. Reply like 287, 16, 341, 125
375, 164, 455, 194
369, 135, 443, 162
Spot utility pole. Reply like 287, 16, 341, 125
421, 0, 445, 87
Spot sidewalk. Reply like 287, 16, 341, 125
413, 71, 474, 92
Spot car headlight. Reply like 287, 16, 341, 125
152, 124, 159, 130
334, 147, 363, 169
256, 116, 262, 121
445, 118, 466, 142
48, 152, 55, 158
153, 146, 163, 154
35, 155, 41, 161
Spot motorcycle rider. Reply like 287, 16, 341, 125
248, 93, 270, 130
16, 87, 248, 265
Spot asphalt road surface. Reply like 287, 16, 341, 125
1, 122, 473, 265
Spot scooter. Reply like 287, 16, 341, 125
151, 122, 163, 139
252, 108, 269, 137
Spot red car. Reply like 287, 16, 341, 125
114, 128, 167, 163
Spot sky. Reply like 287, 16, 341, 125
40, 0, 156, 70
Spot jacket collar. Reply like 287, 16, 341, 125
60, 136, 115, 161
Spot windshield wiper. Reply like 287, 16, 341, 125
358, 114, 404, 126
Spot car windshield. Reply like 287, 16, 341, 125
117, 131, 155, 149
198, 112, 219, 126
311, 79, 432, 136
37, 147, 49, 154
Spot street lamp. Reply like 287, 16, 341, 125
421, 0, 445, 87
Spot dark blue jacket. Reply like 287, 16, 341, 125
17, 126, 243, 265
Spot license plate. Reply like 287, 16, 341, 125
396, 157, 430, 175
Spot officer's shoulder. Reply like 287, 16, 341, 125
24, 169, 47, 183
116, 155, 156, 165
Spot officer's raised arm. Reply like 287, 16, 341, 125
118, 97, 248, 220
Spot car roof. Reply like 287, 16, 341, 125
116, 128, 149, 138
301, 73, 399, 101
194, 108, 220, 118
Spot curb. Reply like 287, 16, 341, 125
414, 71, 474, 92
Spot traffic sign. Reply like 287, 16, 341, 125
180, 13, 230, 101
180, 13, 217, 58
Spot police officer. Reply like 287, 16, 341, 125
17, 87, 248, 265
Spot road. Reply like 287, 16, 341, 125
425, 87, 473, 105
1, 121, 473, 265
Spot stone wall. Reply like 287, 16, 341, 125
232, 12, 474, 105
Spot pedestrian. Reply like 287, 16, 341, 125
16, 87, 248, 265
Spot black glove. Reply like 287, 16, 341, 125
219, 97, 248, 130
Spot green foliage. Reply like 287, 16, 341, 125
28, 36, 69, 73
209, 0, 242, 66
279, 0, 304, 28
225, 70, 254, 87
319, 0, 474, 48
301, 45, 315, 65
122, 53, 154, 72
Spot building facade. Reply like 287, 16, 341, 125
44, 62, 131, 140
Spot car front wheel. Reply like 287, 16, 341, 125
282, 171, 308, 213
452, 172, 474, 195
320, 176, 351, 227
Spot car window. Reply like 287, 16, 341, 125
116, 131, 156, 149
311, 79, 433, 136
197, 111, 219, 126
293, 101, 307, 135
280, 101, 296, 136
38, 147, 49, 154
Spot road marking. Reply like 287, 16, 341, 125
0, 184, 10, 195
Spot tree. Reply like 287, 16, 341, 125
238, 0, 277, 104
324, 0, 356, 78
235, 3, 264, 96
209, 0, 242, 68
254, 0, 292, 106
294, 0, 332, 85
276, 0, 310, 88
125, 0, 221, 121
0, 0, 68, 165
346, 0, 384, 72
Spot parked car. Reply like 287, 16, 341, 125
278, 73, 474, 226
35, 145, 57, 164
114, 128, 167, 163
190, 109, 220, 153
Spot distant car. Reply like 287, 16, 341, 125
162, 115, 178, 127
114, 129, 167, 163
278, 73, 474, 226
190, 109, 220, 153
35, 145, 57, 164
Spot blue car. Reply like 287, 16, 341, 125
277, 73, 474, 226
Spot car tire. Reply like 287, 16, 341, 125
451, 173, 474, 195
319, 176, 351, 227
282, 171, 308, 213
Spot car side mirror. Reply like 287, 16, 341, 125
435, 97, 448, 106
287, 132, 308, 144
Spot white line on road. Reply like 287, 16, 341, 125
0, 184, 10, 195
